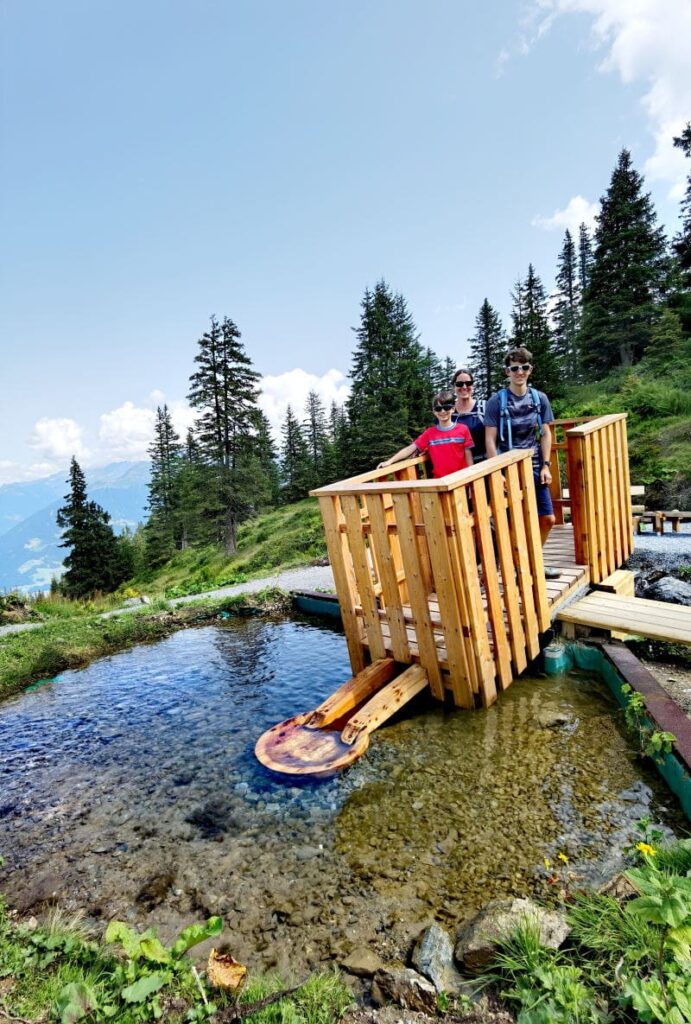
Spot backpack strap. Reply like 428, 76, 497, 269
529, 387, 543, 438
475, 399, 486, 420
498, 388, 512, 449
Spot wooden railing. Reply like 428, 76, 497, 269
565, 413, 633, 583
312, 449, 550, 709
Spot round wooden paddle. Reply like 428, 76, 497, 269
254, 713, 370, 778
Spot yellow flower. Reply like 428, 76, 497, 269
543, 858, 552, 869
557, 852, 569, 863
636, 841, 656, 857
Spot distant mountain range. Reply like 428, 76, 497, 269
0, 462, 150, 593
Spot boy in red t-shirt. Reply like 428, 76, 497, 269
377, 390, 474, 478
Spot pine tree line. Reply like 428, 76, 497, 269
57, 129, 691, 593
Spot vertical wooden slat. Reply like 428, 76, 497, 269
518, 456, 551, 633
548, 447, 563, 524
505, 462, 540, 660
471, 477, 512, 689
341, 495, 387, 661
606, 424, 623, 567
618, 417, 634, 560
566, 434, 588, 568
488, 470, 527, 674
596, 430, 615, 577
366, 494, 411, 663
420, 492, 474, 709
440, 493, 481, 700
585, 434, 605, 583
391, 492, 445, 700
451, 487, 498, 706
612, 420, 627, 559
318, 496, 366, 673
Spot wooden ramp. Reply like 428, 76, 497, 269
255, 659, 429, 778
557, 590, 691, 645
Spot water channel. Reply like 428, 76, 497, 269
0, 615, 685, 976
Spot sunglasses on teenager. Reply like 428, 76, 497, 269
454, 380, 473, 388
508, 363, 532, 373
433, 401, 456, 412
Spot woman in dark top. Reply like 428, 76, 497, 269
451, 368, 486, 461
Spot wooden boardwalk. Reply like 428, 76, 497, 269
557, 590, 691, 646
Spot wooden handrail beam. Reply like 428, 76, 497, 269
566, 413, 627, 437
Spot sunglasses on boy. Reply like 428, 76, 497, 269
454, 380, 473, 388
433, 401, 456, 412
508, 363, 532, 373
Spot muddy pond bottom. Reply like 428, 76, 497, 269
0, 616, 685, 975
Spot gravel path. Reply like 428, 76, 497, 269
0, 564, 336, 640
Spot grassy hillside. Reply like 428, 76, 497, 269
558, 339, 691, 508
130, 498, 327, 598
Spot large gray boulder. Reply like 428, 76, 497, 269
371, 967, 437, 1013
646, 576, 691, 607
411, 923, 466, 996
454, 897, 570, 971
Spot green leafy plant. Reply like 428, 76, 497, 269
620, 684, 676, 763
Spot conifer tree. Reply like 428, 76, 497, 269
280, 405, 311, 503
145, 404, 182, 565
252, 410, 281, 507
346, 280, 429, 473
468, 298, 506, 399
553, 230, 580, 372
303, 391, 329, 488
670, 123, 691, 335
187, 315, 263, 553
440, 356, 457, 389
580, 149, 667, 372
57, 458, 129, 597
325, 402, 349, 482
511, 265, 562, 396
578, 223, 593, 296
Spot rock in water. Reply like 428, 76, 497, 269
455, 898, 570, 971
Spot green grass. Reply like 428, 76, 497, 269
130, 499, 327, 600
0, 897, 353, 1024
559, 344, 691, 507
0, 588, 291, 701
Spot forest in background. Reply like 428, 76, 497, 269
54, 135, 691, 599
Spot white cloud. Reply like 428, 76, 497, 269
24, 538, 44, 551
532, 194, 600, 233
259, 368, 350, 436
529, 0, 691, 196
29, 417, 89, 462
97, 402, 157, 460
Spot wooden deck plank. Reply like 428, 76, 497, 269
558, 591, 691, 644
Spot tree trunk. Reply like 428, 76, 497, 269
224, 509, 237, 556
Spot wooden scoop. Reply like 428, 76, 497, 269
255, 661, 428, 778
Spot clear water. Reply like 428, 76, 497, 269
0, 616, 685, 973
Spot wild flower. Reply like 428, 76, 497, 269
635, 841, 656, 858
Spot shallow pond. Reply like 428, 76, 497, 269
0, 615, 686, 975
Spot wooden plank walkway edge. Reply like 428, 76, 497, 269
601, 643, 691, 776
557, 591, 691, 645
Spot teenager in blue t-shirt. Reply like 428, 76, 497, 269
485, 347, 559, 578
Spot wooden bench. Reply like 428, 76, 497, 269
634, 510, 691, 535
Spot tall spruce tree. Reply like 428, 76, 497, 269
145, 404, 182, 565
578, 222, 593, 296
252, 410, 281, 507
346, 280, 429, 473
187, 315, 263, 554
511, 265, 562, 396
303, 390, 329, 489
467, 298, 506, 399
57, 458, 129, 597
280, 405, 311, 503
670, 123, 691, 335
553, 230, 580, 372
580, 149, 667, 372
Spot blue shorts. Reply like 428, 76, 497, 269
534, 471, 554, 517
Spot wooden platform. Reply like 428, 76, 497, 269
557, 590, 691, 645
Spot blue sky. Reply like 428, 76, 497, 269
1, 0, 689, 483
